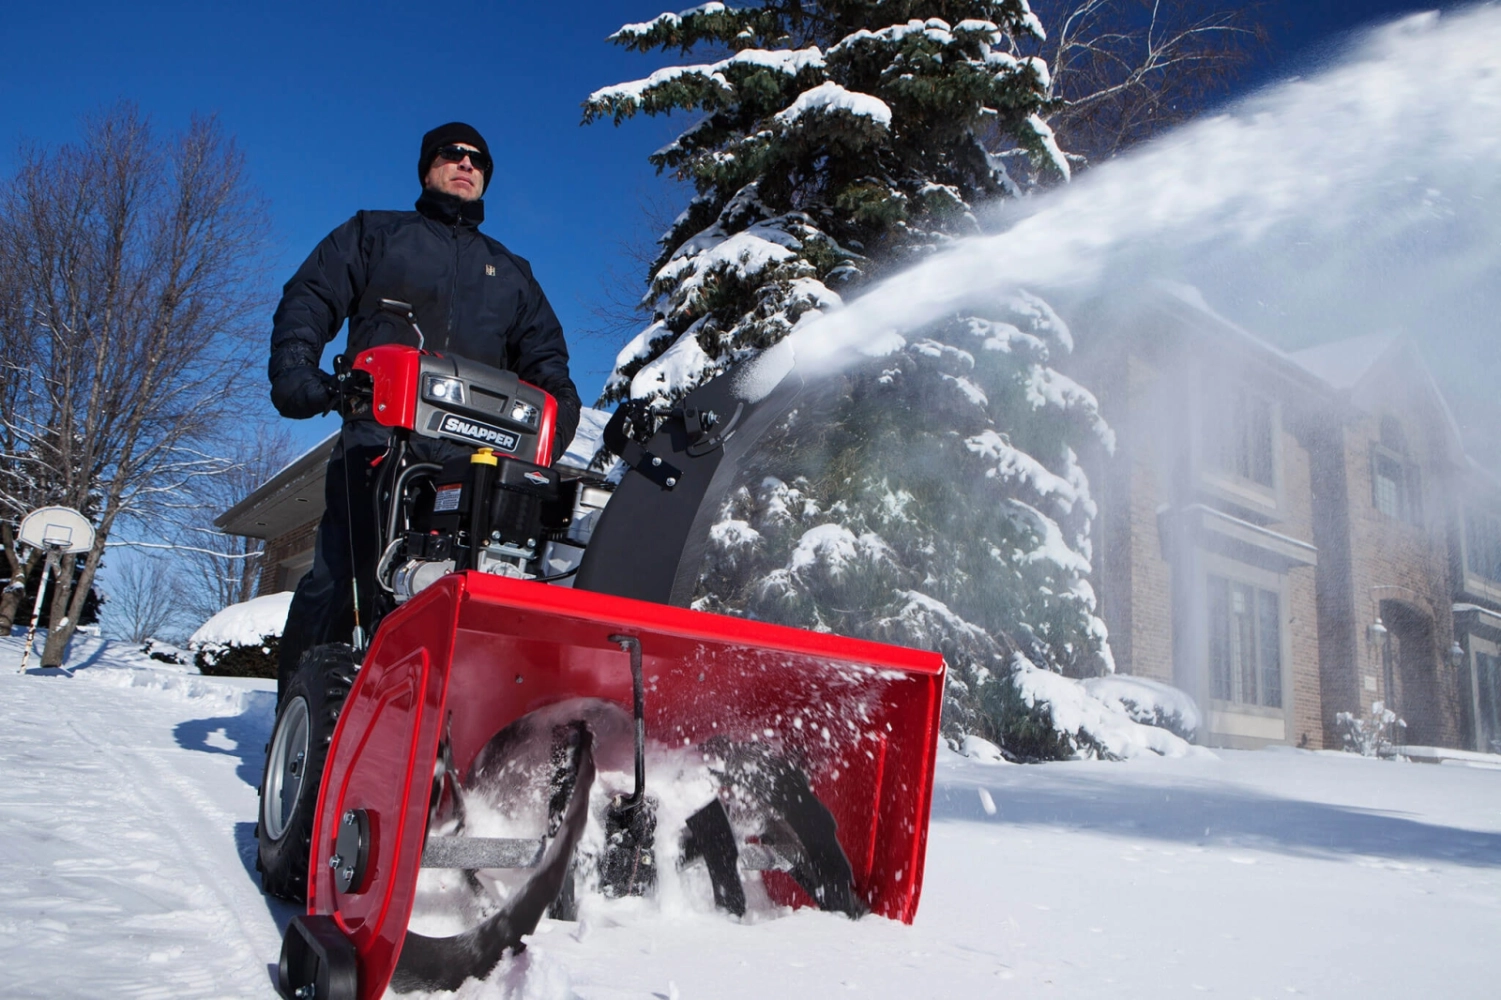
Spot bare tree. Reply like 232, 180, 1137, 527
171, 424, 298, 624
0, 104, 269, 666
101, 553, 189, 644
0, 228, 47, 633
1028, 0, 1266, 165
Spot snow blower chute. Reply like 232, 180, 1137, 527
259, 304, 945, 1000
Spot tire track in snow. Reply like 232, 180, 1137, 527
0, 666, 284, 998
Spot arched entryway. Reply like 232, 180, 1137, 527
1379, 599, 1439, 745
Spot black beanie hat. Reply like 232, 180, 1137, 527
419, 122, 491, 193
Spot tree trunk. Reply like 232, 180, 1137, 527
0, 524, 40, 634
39, 555, 75, 668
40, 531, 107, 668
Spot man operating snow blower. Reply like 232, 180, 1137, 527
258, 124, 944, 1000
267, 122, 581, 701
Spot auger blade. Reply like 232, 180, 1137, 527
388, 723, 596, 994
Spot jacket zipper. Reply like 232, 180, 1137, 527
447, 220, 460, 352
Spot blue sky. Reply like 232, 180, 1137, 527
0, 0, 1445, 452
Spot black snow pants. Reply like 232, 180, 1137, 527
276, 422, 384, 701
275, 421, 468, 701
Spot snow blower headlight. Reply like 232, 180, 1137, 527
509, 400, 539, 426
424, 375, 465, 405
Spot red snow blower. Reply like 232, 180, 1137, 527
258, 301, 946, 1000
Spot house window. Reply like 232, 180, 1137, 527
1465, 507, 1501, 583
1371, 415, 1422, 526
1204, 387, 1275, 488
1207, 574, 1282, 708
1476, 650, 1501, 753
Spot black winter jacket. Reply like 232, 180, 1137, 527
269, 189, 581, 458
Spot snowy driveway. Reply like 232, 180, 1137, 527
2, 638, 1499, 999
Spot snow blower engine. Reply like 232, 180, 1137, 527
259, 300, 947, 1000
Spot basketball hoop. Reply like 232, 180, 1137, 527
15, 507, 96, 672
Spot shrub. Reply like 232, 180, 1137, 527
195, 634, 280, 679
1334, 701, 1406, 757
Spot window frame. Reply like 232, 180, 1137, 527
1206, 573, 1284, 710
1468, 634, 1501, 754
1199, 552, 1293, 741
1195, 382, 1284, 520
1462, 504, 1501, 594
1370, 440, 1423, 528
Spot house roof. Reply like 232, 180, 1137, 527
1290, 332, 1465, 461
215, 431, 337, 540
1135, 282, 1331, 396
1287, 332, 1402, 390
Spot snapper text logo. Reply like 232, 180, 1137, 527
438, 414, 519, 453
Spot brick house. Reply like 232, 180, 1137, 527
1077, 284, 1492, 751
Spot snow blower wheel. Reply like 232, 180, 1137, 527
258, 643, 358, 902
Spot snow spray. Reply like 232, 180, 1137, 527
746, 6, 1501, 449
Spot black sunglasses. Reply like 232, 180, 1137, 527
434, 144, 491, 174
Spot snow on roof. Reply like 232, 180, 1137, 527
1141, 282, 1329, 392
266, 429, 340, 485
1290, 331, 1464, 457
1287, 331, 1402, 390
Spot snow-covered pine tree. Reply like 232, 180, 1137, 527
585, 2, 1124, 759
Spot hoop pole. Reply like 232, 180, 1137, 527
18, 549, 58, 674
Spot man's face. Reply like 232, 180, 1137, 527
425, 144, 485, 201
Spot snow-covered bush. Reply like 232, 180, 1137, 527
983, 659, 1194, 761
188, 593, 292, 679
1082, 675, 1200, 742
1334, 701, 1407, 757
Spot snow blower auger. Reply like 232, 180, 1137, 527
261, 303, 945, 1000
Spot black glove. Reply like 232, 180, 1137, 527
270, 366, 339, 420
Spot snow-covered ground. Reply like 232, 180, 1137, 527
3, 633, 1498, 999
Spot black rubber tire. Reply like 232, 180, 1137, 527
257, 643, 358, 902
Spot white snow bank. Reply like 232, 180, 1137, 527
957, 733, 1011, 763
1012, 660, 1197, 759
1083, 674, 1201, 739
188, 592, 293, 648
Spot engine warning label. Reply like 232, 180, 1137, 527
436, 414, 520, 453
433, 484, 463, 513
